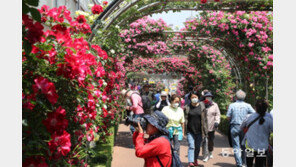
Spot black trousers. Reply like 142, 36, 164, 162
246, 151, 267, 167
208, 131, 215, 152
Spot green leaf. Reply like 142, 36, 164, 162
23, 39, 32, 55
22, 3, 30, 14
26, 0, 39, 7
29, 7, 41, 22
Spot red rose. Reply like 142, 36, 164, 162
23, 156, 48, 167
214, 0, 220, 2
86, 129, 94, 141
43, 107, 68, 134
201, 0, 207, 4
22, 14, 44, 44
91, 4, 103, 15
91, 45, 108, 59
34, 76, 58, 105
48, 130, 71, 157
76, 15, 86, 23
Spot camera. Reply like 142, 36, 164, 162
125, 115, 148, 130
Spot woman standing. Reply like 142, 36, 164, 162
240, 99, 273, 167
161, 94, 185, 156
184, 92, 208, 167
202, 91, 220, 162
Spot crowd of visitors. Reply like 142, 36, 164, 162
121, 83, 273, 167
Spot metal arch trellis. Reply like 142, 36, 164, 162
86, 0, 271, 91
88, 0, 273, 42
129, 30, 244, 86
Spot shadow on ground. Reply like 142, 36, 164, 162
180, 134, 231, 148
212, 162, 236, 167
114, 131, 134, 149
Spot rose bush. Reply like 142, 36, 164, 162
184, 11, 273, 105
120, 16, 173, 59
22, 5, 125, 166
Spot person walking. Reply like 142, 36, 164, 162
154, 91, 170, 112
226, 90, 256, 167
154, 89, 161, 103
133, 111, 172, 167
141, 84, 154, 102
141, 84, 154, 114
240, 99, 273, 167
161, 94, 185, 156
184, 92, 208, 167
123, 89, 145, 135
201, 91, 221, 162
184, 86, 193, 106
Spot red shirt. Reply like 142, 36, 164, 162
133, 132, 172, 167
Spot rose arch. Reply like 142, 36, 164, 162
88, 0, 273, 107
21, 0, 273, 166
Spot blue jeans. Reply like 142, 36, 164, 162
230, 124, 246, 167
130, 114, 144, 134
187, 132, 203, 163
171, 135, 181, 156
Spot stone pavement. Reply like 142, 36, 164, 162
111, 123, 236, 167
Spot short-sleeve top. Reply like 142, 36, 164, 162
162, 106, 185, 128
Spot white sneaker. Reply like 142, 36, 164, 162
203, 156, 209, 162
209, 152, 213, 159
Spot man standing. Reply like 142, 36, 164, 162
226, 90, 255, 167
141, 84, 153, 114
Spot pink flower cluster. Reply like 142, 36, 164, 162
184, 11, 273, 72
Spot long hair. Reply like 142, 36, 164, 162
255, 99, 269, 125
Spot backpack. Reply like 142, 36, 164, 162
156, 135, 183, 167
131, 92, 152, 114
141, 94, 152, 114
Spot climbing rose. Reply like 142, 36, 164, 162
76, 15, 86, 23
267, 61, 273, 67
22, 14, 44, 44
103, 1, 108, 5
23, 156, 48, 167
91, 4, 103, 15
92, 45, 108, 60
43, 107, 68, 134
48, 130, 71, 157
33, 76, 58, 105
201, 0, 207, 4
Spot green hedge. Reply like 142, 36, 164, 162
218, 114, 229, 136
89, 124, 119, 167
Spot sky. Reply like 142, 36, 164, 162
151, 11, 201, 30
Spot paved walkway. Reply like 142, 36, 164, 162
112, 122, 236, 167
